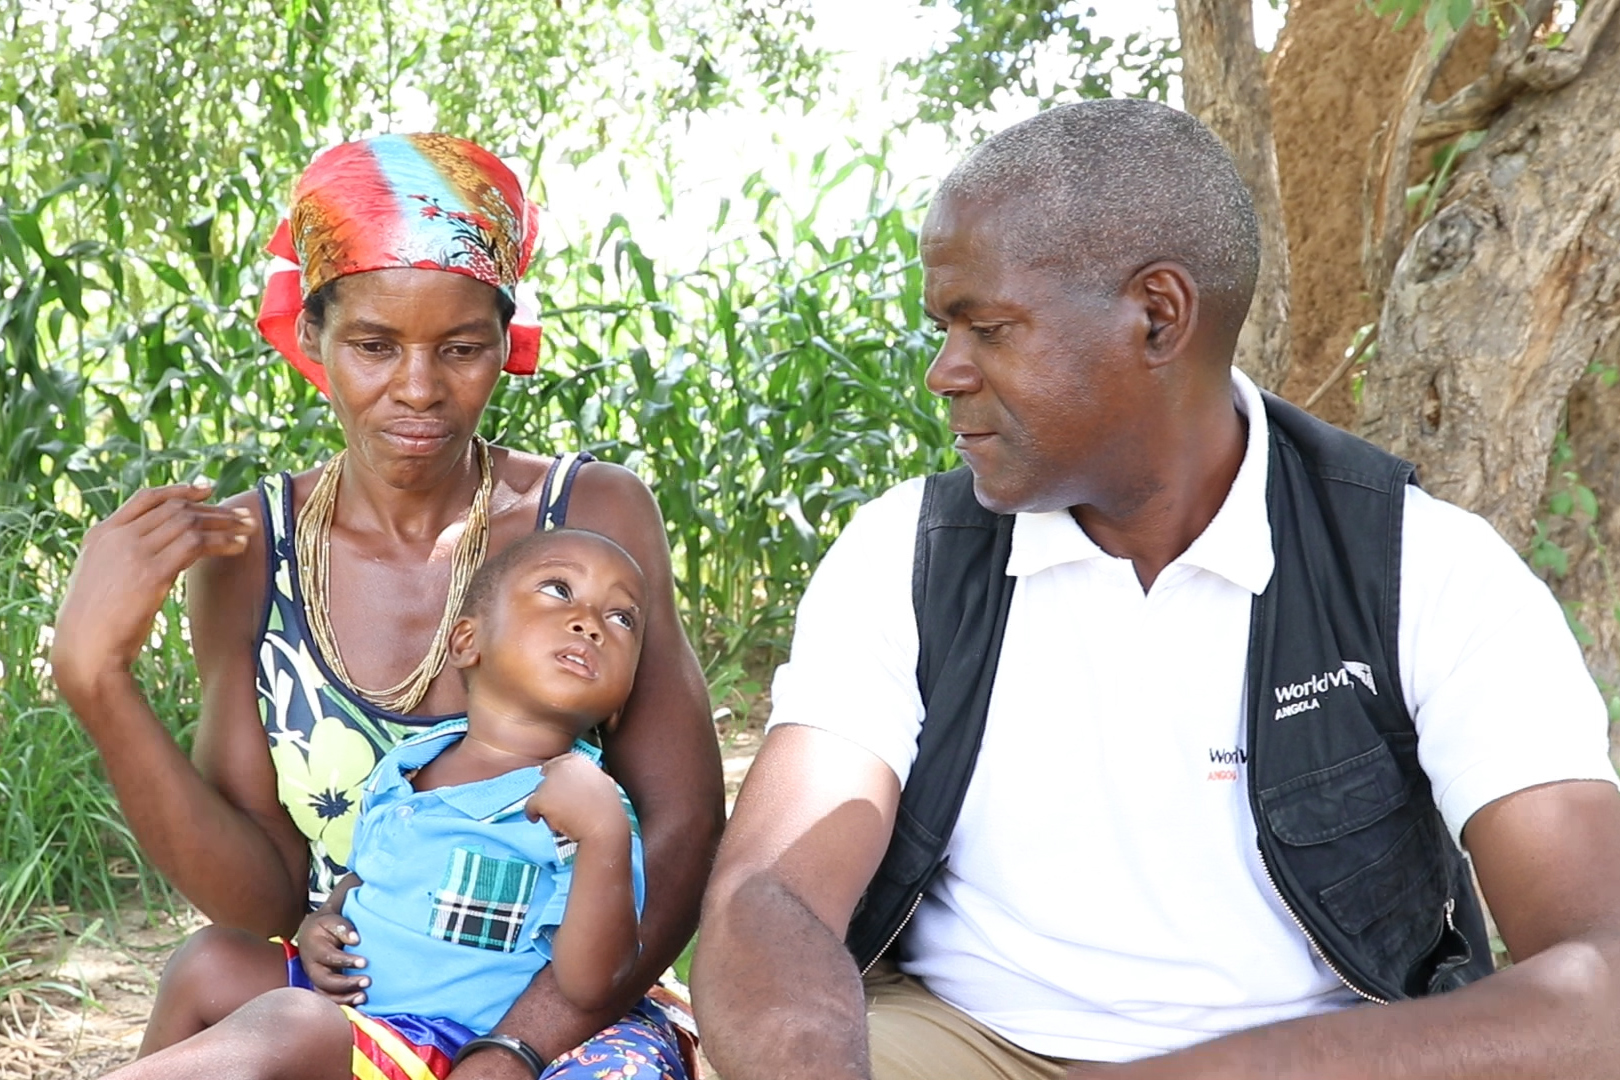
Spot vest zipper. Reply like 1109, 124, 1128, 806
861, 888, 927, 976
1256, 845, 1390, 1005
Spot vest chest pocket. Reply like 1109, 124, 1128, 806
1259, 738, 1458, 980
1259, 742, 1410, 845
428, 846, 540, 953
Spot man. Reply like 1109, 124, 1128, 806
692, 100, 1620, 1079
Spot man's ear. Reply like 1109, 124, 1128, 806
294, 309, 325, 367
447, 615, 480, 672
1132, 262, 1198, 368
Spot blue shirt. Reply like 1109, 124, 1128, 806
341, 719, 645, 1033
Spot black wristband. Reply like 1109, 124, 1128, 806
450, 1033, 547, 1079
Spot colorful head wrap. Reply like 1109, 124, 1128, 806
256, 133, 542, 394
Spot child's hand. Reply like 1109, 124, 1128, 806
524, 752, 630, 844
296, 910, 370, 1005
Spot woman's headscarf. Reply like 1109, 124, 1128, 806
256, 133, 542, 395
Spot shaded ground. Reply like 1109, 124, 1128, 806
0, 908, 204, 1079
0, 730, 765, 1079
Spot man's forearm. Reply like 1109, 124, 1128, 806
694, 872, 872, 1080
1092, 936, 1620, 1080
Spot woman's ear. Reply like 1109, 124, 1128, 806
294, 309, 325, 367
447, 615, 480, 672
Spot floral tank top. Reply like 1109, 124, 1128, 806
253, 452, 594, 908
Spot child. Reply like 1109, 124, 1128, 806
107, 528, 689, 1080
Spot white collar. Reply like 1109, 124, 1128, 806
1004, 368, 1275, 595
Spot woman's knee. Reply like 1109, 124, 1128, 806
155, 925, 288, 1021
161, 925, 282, 991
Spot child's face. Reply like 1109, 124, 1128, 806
470, 532, 646, 731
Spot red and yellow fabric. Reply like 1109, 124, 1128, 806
276, 941, 694, 1080
344, 1006, 467, 1080
256, 133, 542, 395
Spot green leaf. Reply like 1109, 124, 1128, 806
1575, 485, 1600, 521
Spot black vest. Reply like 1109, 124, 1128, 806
844, 392, 1493, 1002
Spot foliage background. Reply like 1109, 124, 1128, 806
4, 0, 1603, 977
0, 0, 971, 963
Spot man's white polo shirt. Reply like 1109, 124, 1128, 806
766, 368, 1617, 1063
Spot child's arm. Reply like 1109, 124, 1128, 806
296, 872, 370, 1004
524, 754, 640, 1012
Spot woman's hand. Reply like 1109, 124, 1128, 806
296, 911, 370, 1005
296, 872, 369, 1004
52, 481, 255, 703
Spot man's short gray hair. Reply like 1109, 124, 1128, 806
936, 99, 1260, 321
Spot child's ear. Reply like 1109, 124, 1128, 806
447, 615, 480, 671
599, 709, 622, 736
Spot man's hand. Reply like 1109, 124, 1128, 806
694, 724, 903, 1080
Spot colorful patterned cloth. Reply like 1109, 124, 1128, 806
256, 133, 542, 394
281, 942, 691, 1080
255, 470, 441, 906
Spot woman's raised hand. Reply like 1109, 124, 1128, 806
51, 481, 255, 702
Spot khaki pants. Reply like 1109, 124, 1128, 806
864, 962, 1078, 1080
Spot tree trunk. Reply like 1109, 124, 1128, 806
1359, 15, 1620, 553
1174, 0, 1291, 392
1543, 371, 1620, 701
1267, 1, 1499, 426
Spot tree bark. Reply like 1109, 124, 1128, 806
1543, 371, 1620, 700
1268, 0, 1425, 426
1174, 0, 1291, 393
1359, 14, 1620, 552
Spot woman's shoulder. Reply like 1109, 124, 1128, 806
490, 444, 552, 499
188, 482, 276, 647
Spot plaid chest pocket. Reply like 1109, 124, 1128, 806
428, 846, 541, 953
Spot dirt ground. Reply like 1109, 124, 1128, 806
0, 731, 765, 1080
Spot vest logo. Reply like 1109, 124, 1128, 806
1207, 746, 1246, 780
1272, 661, 1376, 720
1342, 660, 1377, 695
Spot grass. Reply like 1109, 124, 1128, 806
0, 506, 195, 970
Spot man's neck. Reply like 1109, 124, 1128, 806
1072, 384, 1249, 592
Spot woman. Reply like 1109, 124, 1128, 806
50, 134, 723, 1080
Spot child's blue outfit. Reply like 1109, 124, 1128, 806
283, 718, 690, 1079
340, 718, 646, 1033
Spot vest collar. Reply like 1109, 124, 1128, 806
1005, 368, 1275, 595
